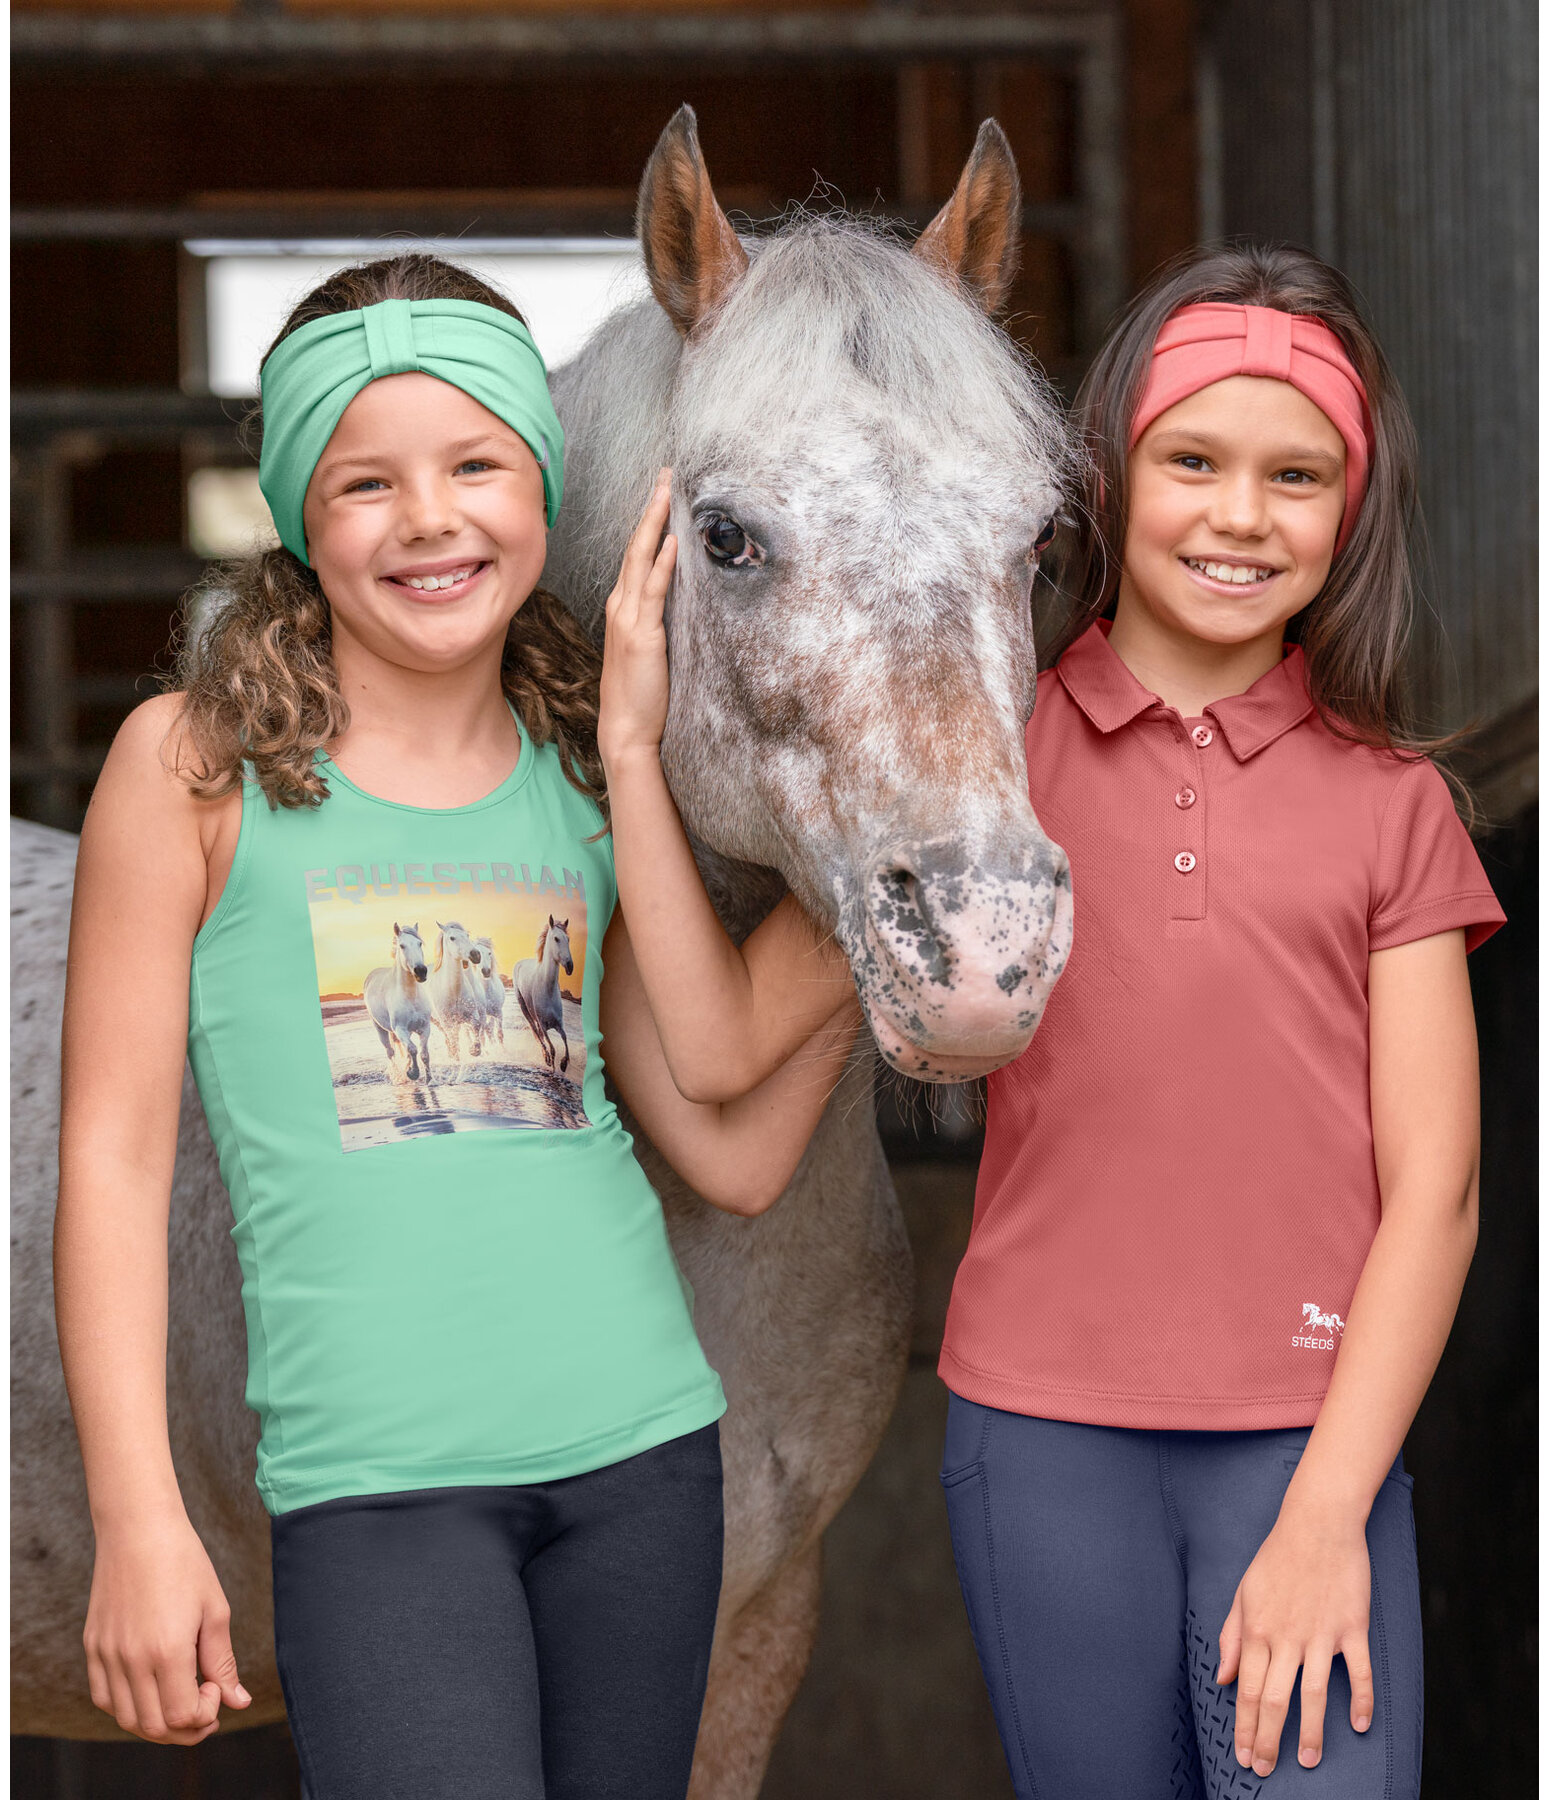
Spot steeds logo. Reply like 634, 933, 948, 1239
1291, 1303, 1346, 1351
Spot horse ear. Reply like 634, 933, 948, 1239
638, 104, 750, 337
912, 119, 1022, 315
560, 918, 569, 930
549, 914, 555, 927
393, 921, 400, 935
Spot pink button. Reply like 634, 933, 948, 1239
1191, 724, 1214, 748
1174, 851, 1197, 873
1175, 786, 1196, 808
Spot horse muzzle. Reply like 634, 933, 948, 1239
843, 833, 1073, 1081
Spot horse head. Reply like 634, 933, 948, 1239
547, 107, 1075, 1083
550, 918, 575, 978
437, 920, 479, 971
393, 922, 428, 983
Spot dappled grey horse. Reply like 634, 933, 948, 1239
12, 110, 1074, 1796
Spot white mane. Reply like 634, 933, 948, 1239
543, 210, 1076, 634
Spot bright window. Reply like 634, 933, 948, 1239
189, 237, 648, 397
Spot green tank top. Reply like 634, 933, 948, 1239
186, 718, 725, 1516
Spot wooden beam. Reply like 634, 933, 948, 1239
12, 198, 1085, 243
13, 10, 1116, 73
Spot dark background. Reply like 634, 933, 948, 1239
11, 0, 1535, 1793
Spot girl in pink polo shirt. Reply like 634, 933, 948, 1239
938, 243, 1503, 1799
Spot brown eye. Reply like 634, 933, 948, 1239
702, 515, 765, 568
1034, 518, 1057, 554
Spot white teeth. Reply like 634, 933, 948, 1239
404, 568, 474, 591
1188, 558, 1273, 584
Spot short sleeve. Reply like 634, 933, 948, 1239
1370, 759, 1505, 953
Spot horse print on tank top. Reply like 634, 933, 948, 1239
303, 855, 591, 1150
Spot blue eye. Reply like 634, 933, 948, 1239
456, 460, 495, 475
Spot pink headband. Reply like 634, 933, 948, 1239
1129, 302, 1374, 556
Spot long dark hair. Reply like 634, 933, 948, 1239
1044, 241, 1469, 788
173, 253, 606, 817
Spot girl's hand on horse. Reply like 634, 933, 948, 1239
84, 1512, 250, 1745
1216, 1501, 1374, 1777
599, 469, 677, 768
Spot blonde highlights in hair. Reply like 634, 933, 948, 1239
171, 252, 607, 820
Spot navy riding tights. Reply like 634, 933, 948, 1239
270, 1424, 724, 1800
941, 1397, 1423, 1799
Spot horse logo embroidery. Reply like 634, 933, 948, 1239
305, 857, 592, 1150
1292, 1302, 1346, 1350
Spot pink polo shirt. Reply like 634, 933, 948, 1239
939, 621, 1505, 1431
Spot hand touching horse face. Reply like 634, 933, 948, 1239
548, 109, 1075, 1082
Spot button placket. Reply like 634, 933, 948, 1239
1170, 719, 1210, 920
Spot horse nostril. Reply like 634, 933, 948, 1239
870, 854, 950, 983
414, 965, 428, 981
877, 865, 920, 915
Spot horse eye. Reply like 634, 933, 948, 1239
1034, 518, 1058, 554
702, 515, 764, 568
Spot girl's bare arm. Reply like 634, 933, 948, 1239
598, 914, 864, 1216
598, 473, 856, 1106
1218, 928, 1479, 1777
56, 694, 249, 1744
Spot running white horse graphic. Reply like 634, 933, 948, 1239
474, 935, 506, 1048
362, 922, 433, 1081
1301, 1303, 1346, 1335
427, 920, 487, 1060
514, 916, 574, 1075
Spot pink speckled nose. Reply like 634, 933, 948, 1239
859, 834, 1074, 1079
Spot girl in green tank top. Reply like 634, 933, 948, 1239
56, 253, 859, 1797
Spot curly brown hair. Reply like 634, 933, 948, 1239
172, 252, 606, 819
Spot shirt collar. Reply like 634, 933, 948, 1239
1056, 620, 1316, 761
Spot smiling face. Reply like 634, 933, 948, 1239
1119, 374, 1348, 654
302, 372, 549, 677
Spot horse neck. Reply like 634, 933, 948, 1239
544, 299, 684, 640
693, 840, 788, 943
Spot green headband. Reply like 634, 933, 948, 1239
257, 296, 564, 565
